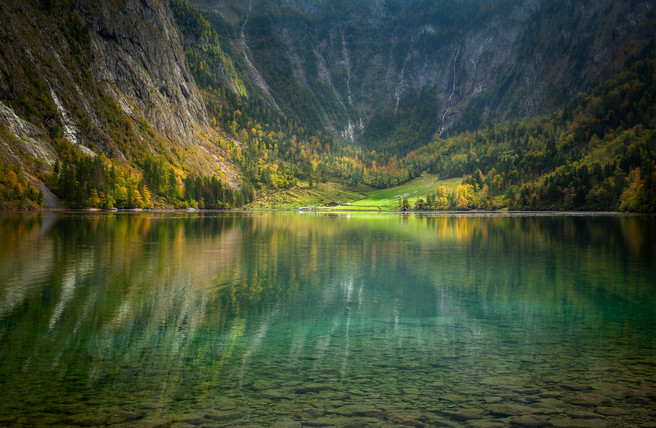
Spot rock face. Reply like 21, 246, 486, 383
0, 0, 234, 180
192, 0, 656, 151
86, 0, 208, 143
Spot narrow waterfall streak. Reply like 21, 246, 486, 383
342, 31, 353, 106
394, 55, 410, 117
439, 40, 462, 137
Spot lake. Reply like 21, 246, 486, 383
0, 211, 655, 427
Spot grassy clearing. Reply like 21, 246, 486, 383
349, 175, 462, 210
245, 181, 368, 209
247, 174, 463, 210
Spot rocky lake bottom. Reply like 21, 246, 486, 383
1, 212, 654, 427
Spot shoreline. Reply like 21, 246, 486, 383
0, 207, 642, 216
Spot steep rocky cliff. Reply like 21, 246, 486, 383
191, 0, 656, 152
0, 0, 237, 201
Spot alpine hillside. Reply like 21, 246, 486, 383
191, 0, 656, 151
0, 0, 655, 211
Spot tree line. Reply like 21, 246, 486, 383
408, 44, 656, 212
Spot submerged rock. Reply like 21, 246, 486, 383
204, 410, 242, 421
480, 376, 529, 388
568, 393, 612, 407
329, 404, 384, 418
485, 404, 537, 417
252, 380, 277, 390
567, 411, 602, 420
215, 397, 238, 410
550, 418, 608, 428
271, 421, 302, 428
510, 414, 551, 427
448, 408, 485, 421
295, 383, 335, 394
594, 406, 630, 416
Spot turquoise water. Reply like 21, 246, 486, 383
0, 212, 655, 427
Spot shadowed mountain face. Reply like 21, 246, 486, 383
0, 0, 236, 180
191, 0, 656, 152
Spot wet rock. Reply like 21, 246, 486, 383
295, 383, 334, 394
228, 420, 263, 427
441, 393, 469, 403
630, 386, 656, 400
448, 408, 484, 421
133, 418, 171, 428
516, 387, 542, 396
386, 414, 425, 427
568, 411, 602, 419
627, 396, 652, 405
301, 407, 325, 418
423, 416, 461, 427
215, 397, 238, 410
49, 404, 86, 415
510, 415, 551, 427
540, 391, 564, 399
453, 387, 486, 395
252, 380, 277, 390
262, 389, 291, 399
534, 398, 566, 410
271, 421, 302, 428
105, 410, 143, 424
589, 382, 630, 398
485, 404, 536, 416
467, 421, 507, 428
205, 410, 242, 421
304, 416, 361, 426
594, 406, 630, 416
272, 403, 296, 415
562, 384, 592, 392
178, 414, 208, 425
63, 414, 108, 426
568, 393, 612, 407
329, 404, 384, 418
550, 418, 607, 428
480, 376, 528, 389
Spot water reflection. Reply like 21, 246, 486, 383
0, 212, 654, 426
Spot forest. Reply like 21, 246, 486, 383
4, 0, 655, 212
406, 44, 656, 212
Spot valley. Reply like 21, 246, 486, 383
0, 0, 655, 212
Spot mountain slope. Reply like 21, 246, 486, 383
1, 0, 655, 211
191, 0, 656, 152
0, 0, 239, 208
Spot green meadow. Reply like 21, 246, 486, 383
246, 175, 463, 210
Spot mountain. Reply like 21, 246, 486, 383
190, 0, 656, 152
0, 0, 239, 208
0, 0, 655, 211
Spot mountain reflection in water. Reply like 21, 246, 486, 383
0, 212, 654, 426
